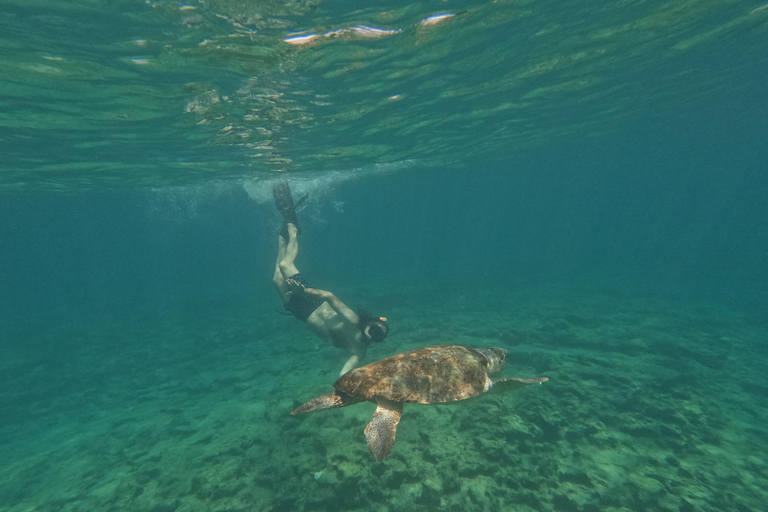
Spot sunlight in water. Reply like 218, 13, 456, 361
0, 0, 766, 190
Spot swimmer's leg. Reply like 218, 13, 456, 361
278, 223, 300, 281
273, 229, 291, 302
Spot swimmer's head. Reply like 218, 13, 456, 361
358, 309, 389, 344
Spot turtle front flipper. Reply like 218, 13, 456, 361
364, 399, 403, 461
490, 376, 548, 394
290, 391, 363, 415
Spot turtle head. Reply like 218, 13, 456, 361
476, 347, 507, 373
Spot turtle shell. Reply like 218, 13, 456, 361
334, 345, 498, 404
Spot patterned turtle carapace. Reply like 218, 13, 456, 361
334, 345, 505, 404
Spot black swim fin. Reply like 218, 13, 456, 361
273, 179, 300, 235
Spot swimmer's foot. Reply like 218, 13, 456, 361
280, 218, 300, 242
273, 179, 300, 235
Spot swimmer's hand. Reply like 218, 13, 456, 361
286, 280, 329, 300
287, 281, 332, 301
285, 278, 306, 295
303, 287, 330, 299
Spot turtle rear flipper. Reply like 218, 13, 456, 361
364, 399, 403, 462
290, 391, 363, 415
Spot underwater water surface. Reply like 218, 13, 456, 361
2, 0, 768, 511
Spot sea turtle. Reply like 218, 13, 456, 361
290, 344, 548, 461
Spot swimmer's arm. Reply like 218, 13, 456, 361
340, 355, 360, 375
303, 287, 360, 325
340, 343, 368, 375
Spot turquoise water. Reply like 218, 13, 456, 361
2, 1, 768, 511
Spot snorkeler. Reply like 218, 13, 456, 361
272, 179, 389, 375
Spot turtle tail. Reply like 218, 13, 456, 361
290, 391, 364, 415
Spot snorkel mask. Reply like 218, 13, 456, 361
362, 317, 389, 344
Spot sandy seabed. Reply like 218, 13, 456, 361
1, 279, 766, 512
